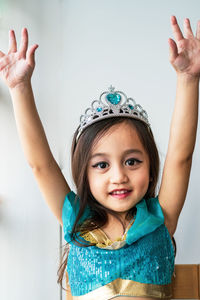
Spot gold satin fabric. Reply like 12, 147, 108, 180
80, 219, 134, 249
71, 278, 172, 299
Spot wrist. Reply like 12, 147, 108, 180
176, 72, 200, 84
9, 80, 32, 93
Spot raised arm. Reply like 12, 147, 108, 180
0, 28, 70, 225
159, 16, 200, 236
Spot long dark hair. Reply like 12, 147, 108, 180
57, 117, 176, 289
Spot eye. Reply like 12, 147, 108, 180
92, 161, 108, 169
125, 158, 142, 166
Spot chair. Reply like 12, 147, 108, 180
172, 264, 200, 299
66, 264, 200, 299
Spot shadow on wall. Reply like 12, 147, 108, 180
0, 198, 4, 226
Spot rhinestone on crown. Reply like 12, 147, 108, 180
76, 85, 150, 141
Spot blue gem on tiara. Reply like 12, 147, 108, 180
106, 93, 121, 105
76, 85, 150, 141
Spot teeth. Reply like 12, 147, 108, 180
112, 190, 128, 195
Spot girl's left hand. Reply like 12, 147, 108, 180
169, 16, 200, 78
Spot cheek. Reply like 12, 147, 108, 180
88, 172, 100, 192
135, 168, 150, 187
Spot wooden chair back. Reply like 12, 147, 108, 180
172, 264, 200, 299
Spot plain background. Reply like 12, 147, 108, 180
0, 1, 200, 299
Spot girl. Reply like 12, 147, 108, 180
0, 15, 200, 300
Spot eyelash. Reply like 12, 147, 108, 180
92, 158, 142, 169
125, 158, 142, 166
92, 162, 108, 169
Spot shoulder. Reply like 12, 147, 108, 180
146, 196, 164, 218
156, 195, 177, 238
62, 191, 79, 213
62, 191, 92, 243
145, 196, 175, 238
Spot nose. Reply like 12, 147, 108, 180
109, 164, 128, 184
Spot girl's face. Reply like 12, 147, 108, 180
87, 121, 150, 220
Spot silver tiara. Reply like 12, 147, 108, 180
76, 85, 150, 141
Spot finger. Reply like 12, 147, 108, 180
183, 18, 194, 39
168, 38, 178, 63
19, 28, 28, 58
8, 30, 17, 54
196, 20, 200, 39
0, 50, 5, 59
171, 15, 184, 42
27, 44, 38, 67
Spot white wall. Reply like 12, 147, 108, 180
0, 1, 199, 300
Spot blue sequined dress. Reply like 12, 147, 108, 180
62, 191, 175, 299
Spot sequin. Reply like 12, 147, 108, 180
67, 225, 174, 296
62, 192, 175, 298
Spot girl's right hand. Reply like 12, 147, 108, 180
0, 28, 38, 89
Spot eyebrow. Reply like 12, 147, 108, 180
89, 149, 143, 160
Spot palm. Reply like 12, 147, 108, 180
0, 53, 33, 88
170, 16, 200, 77
0, 28, 38, 89
175, 39, 200, 75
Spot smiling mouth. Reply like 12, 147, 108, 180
109, 189, 132, 198
110, 190, 131, 195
